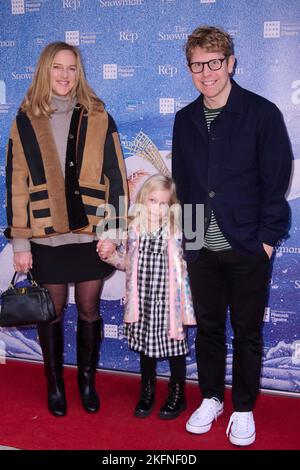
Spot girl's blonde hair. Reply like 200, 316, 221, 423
129, 173, 182, 234
21, 41, 104, 117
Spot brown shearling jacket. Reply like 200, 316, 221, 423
5, 105, 128, 240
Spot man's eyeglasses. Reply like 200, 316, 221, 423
188, 57, 228, 74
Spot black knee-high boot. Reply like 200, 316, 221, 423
77, 318, 102, 413
37, 322, 67, 417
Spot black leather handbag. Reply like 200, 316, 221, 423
0, 271, 56, 327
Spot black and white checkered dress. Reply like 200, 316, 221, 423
126, 225, 189, 358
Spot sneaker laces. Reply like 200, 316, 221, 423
226, 412, 250, 437
195, 398, 221, 422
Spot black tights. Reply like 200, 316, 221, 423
43, 279, 104, 323
140, 353, 186, 382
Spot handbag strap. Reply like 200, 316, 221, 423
9, 270, 38, 288
26, 270, 38, 285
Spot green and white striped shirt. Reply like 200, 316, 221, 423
203, 105, 232, 251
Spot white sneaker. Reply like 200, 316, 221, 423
226, 411, 256, 446
186, 398, 224, 434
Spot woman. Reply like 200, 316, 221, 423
5, 42, 128, 417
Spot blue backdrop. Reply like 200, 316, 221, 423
0, 0, 299, 394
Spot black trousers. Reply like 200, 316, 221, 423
187, 248, 271, 412
140, 353, 186, 382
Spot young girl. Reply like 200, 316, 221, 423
99, 174, 196, 419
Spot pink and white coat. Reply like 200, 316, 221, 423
105, 227, 197, 340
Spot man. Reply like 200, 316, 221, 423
172, 26, 292, 446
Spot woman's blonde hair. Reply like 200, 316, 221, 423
21, 41, 104, 117
129, 173, 182, 235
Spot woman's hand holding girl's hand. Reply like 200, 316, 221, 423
96, 240, 116, 260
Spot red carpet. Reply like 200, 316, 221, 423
0, 359, 299, 450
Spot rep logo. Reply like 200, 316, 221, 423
63, 0, 80, 10
158, 65, 178, 77
119, 31, 138, 42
